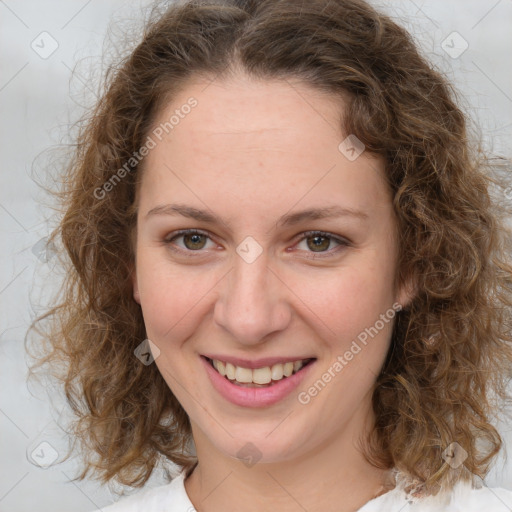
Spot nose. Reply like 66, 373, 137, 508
213, 253, 292, 345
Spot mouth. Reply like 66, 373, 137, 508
203, 356, 316, 388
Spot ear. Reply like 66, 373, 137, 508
396, 274, 417, 311
130, 265, 141, 304
129, 226, 141, 304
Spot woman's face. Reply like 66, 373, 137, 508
132, 73, 412, 465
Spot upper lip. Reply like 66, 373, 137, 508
202, 354, 316, 369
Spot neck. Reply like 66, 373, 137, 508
184, 403, 396, 512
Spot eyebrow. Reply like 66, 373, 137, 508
145, 203, 368, 227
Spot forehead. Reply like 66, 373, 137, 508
153, 73, 346, 151
139, 74, 391, 221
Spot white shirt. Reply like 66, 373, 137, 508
95, 469, 512, 511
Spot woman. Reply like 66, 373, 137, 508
31, 0, 512, 510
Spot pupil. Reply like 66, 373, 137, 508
185, 233, 206, 250
308, 235, 329, 252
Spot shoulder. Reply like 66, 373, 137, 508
360, 475, 512, 512
92, 470, 194, 512
441, 482, 512, 512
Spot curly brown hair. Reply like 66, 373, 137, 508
29, 0, 512, 495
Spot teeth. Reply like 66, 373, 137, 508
283, 362, 294, 377
225, 362, 235, 380
210, 357, 311, 385
213, 359, 226, 376
235, 366, 253, 383
271, 363, 283, 381
253, 366, 272, 385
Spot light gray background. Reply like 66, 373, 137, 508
1, 1, 511, 511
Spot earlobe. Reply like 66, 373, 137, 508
131, 268, 141, 304
397, 275, 418, 311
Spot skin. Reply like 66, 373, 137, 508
132, 72, 415, 512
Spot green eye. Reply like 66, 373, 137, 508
182, 232, 208, 250
165, 229, 215, 252
306, 235, 332, 252
164, 229, 349, 258
296, 231, 348, 254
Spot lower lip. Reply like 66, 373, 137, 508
201, 356, 315, 408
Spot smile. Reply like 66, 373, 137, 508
207, 357, 315, 387
201, 355, 317, 407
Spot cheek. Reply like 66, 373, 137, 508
289, 259, 396, 346
135, 249, 217, 343
305, 268, 396, 397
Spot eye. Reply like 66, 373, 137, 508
163, 229, 350, 258
164, 229, 216, 252
294, 231, 349, 256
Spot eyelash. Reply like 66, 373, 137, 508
163, 229, 350, 259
